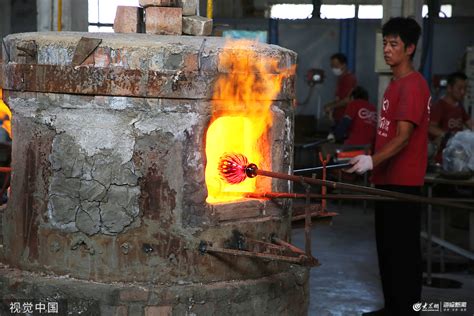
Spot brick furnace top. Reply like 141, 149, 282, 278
1, 32, 297, 100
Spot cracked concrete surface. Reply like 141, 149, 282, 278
47, 131, 141, 236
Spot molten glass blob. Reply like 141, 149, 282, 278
218, 153, 250, 184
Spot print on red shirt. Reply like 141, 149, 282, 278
430, 98, 469, 134
344, 99, 377, 148
372, 72, 431, 186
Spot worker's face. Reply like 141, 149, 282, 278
447, 79, 467, 103
330, 58, 345, 76
383, 35, 414, 67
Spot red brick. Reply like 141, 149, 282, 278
139, 0, 176, 7
119, 289, 150, 302
145, 7, 182, 35
144, 306, 172, 316
114, 6, 143, 33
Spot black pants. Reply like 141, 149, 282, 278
374, 185, 422, 316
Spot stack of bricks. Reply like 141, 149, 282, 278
113, 0, 213, 36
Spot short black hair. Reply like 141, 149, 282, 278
330, 53, 347, 65
382, 17, 421, 59
351, 86, 369, 101
447, 72, 467, 86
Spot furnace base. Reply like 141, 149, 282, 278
0, 263, 309, 315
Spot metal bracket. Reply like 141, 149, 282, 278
199, 231, 319, 267
72, 37, 102, 66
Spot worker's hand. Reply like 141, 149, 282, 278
346, 155, 373, 174
327, 133, 335, 142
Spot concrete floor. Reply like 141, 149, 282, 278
292, 202, 474, 316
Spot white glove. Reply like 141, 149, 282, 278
327, 133, 335, 142
346, 155, 373, 174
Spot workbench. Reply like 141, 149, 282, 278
422, 172, 474, 285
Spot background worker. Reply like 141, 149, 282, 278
333, 86, 377, 150
346, 17, 430, 316
429, 72, 473, 162
324, 53, 357, 125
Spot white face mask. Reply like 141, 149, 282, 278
332, 67, 343, 76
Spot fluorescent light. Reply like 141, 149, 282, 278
320, 5, 355, 19
422, 4, 452, 18
270, 4, 313, 20
440, 4, 452, 18
358, 5, 383, 19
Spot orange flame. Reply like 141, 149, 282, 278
205, 40, 294, 204
0, 89, 12, 139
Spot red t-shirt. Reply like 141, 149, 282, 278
372, 72, 431, 186
344, 99, 377, 148
430, 98, 470, 133
333, 72, 357, 122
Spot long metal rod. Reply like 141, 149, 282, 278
254, 169, 472, 210
294, 163, 351, 174
57, 0, 62, 31
272, 237, 306, 255
207, 0, 213, 18
244, 192, 474, 205
292, 211, 338, 222
295, 138, 331, 149
204, 245, 319, 266
304, 186, 312, 256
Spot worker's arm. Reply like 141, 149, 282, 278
428, 121, 445, 138
371, 120, 414, 167
324, 96, 351, 113
346, 120, 414, 174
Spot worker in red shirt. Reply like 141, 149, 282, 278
333, 86, 377, 149
347, 17, 431, 316
429, 72, 473, 162
324, 53, 357, 125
